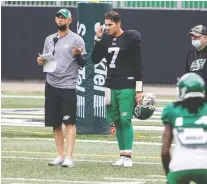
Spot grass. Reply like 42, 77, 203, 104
2, 135, 165, 184
1, 91, 172, 184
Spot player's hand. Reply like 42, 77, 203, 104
72, 46, 83, 56
96, 25, 105, 39
136, 92, 144, 106
37, 56, 46, 66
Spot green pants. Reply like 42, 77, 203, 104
168, 169, 207, 184
107, 89, 135, 151
107, 88, 135, 122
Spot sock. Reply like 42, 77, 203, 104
125, 155, 131, 158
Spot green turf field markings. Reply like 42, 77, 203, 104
1, 177, 157, 184
104, 177, 166, 182
148, 175, 165, 177
2, 137, 164, 145
1, 95, 174, 103
2, 156, 161, 165
2, 150, 161, 159
2, 130, 51, 135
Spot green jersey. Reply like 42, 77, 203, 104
161, 103, 207, 172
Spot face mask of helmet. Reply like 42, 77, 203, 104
192, 40, 202, 49
57, 24, 67, 31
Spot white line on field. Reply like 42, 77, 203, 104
104, 177, 166, 182
2, 156, 161, 165
1, 177, 146, 184
1, 95, 174, 103
148, 175, 165, 178
2, 137, 164, 146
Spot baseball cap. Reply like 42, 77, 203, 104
56, 8, 71, 18
188, 25, 207, 36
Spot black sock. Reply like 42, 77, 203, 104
125, 155, 131, 158
120, 155, 125, 157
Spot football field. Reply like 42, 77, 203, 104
1, 91, 176, 184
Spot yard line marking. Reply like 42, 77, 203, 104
1, 151, 161, 159
1, 177, 146, 184
2, 115, 44, 118
104, 177, 166, 182
2, 122, 164, 129
2, 156, 161, 165
148, 175, 165, 178
1, 95, 174, 103
2, 137, 164, 145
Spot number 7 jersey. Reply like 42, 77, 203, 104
92, 30, 143, 89
161, 103, 207, 172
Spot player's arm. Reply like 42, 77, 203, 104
161, 123, 173, 176
161, 104, 174, 176
131, 31, 143, 92
73, 37, 87, 68
37, 37, 48, 66
91, 25, 106, 64
91, 40, 105, 64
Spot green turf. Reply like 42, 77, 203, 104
1, 91, 171, 184
1, 136, 165, 184
2, 126, 162, 142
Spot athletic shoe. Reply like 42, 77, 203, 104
48, 156, 64, 166
61, 157, 75, 167
123, 157, 133, 167
111, 156, 125, 167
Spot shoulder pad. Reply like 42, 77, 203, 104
161, 103, 175, 124
125, 30, 141, 41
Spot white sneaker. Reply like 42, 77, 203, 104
61, 157, 74, 167
111, 156, 125, 167
48, 156, 64, 166
123, 157, 133, 167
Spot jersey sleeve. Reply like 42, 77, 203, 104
91, 34, 107, 65
132, 31, 143, 81
161, 103, 174, 125
76, 36, 87, 56
127, 30, 143, 91
43, 37, 49, 54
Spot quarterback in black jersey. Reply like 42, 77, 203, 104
92, 11, 143, 167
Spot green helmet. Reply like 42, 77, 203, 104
176, 73, 205, 101
134, 93, 156, 120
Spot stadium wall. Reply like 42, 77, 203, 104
2, 6, 207, 84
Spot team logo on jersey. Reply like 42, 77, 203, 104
63, 115, 70, 120
121, 112, 128, 117
190, 59, 206, 71
64, 44, 69, 48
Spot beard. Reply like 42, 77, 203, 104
57, 24, 67, 31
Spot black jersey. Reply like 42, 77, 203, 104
185, 46, 207, 97
91, 30, 143, 89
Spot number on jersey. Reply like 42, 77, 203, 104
108, 47, 120, 68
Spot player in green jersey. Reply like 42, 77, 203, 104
161, 72, 207, 184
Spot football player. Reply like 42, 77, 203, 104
161, 73, 207, 184
91, 11, 143, 167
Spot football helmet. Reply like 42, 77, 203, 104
176, 73, 205, 101
134, 93, 156, 120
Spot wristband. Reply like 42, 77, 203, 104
136, 81, 143, 92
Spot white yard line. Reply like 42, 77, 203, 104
2, 137, 164, 146
1, 95, 174, 103
1, 177, 147, 184
104, 177, 166, 182
1, 120, 164, 130
2, 156, 161, 165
